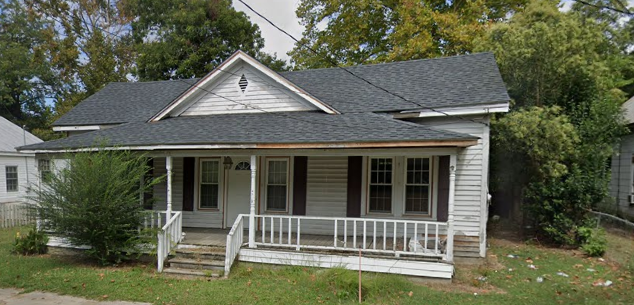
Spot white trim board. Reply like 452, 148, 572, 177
238, 248, 454, 279
51, 125, 116, 132
150, 51, 338, 122
394, 103, 509, 118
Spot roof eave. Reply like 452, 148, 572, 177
18, 139, 478, 154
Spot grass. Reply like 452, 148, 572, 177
0, 227, 633, 304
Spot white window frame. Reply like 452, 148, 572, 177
264, 157, 290, 213
403, 157, 432, 216
5, 166, 18, 192
198, 158, 221, 210
38, 159, 51, 183
366, 157, 394, 214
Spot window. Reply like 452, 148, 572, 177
38, 159, 51, 183
405, 158, 431, 214
199, 160, 220, 209
235, 161, 250, 170
5, 166, 18, 192
369, 158, 393, 213
266, 159, 288, 211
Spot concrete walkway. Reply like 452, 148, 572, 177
0, 288, 151, 305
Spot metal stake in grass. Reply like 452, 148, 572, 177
359, 248, 362, 303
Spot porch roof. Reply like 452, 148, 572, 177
19, 112, 478, 152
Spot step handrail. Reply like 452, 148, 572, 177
157, 211, 183, 272
224, 214, 246, 277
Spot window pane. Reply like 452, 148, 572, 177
38, 160, 51, 183
266, 160, 288, 210
369, 158, 392, 212
268, 161, 287, 184
407, 158, 430, 184
6, 166, 18, 192
267, 185, 287, 210
200, 184, 219, 208
369, 185, 392, 212
201, 161, 219, 184
405, 185, 429, 213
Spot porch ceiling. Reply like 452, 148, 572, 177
19, 112, 478, 152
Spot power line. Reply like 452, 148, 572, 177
43, 15, 419, 133
237, 0, 490, 127
45, 7, 488, 133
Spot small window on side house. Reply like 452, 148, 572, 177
199, 160, 220, 209
5, 166, 18, 192
405, 158, 431, 214
266, 159, 288, 211
38, 159, 51, 183
368, 158, 392, 213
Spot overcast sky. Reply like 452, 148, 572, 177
233, 0, 304, 61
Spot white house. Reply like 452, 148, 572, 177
0, 116, 42, 204
609, 96, 634, 218
19, 51, 510, 279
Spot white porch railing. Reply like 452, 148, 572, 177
156, 211, 183, 272
224, 214, 245, 277
252, 215, 450, 260
143, 211, 171, 229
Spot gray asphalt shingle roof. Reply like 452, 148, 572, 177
280, 52, 509, 113
53, 79, 199, 126
22, 112, 477, 151
52, 52, 509, 126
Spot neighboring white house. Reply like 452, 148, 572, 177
19, 51, 510, 279
609, 96, 634, 218
0, 116, 42, 204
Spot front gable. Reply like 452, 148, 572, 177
151, 51, 338, 121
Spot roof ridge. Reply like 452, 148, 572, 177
282, 52, 495, 74
106, 78, 201, 85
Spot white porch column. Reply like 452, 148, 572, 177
446, 154, 457, 263
248, 155, 257, 248
166, 156, 173, 217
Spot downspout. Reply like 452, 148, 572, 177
616, 139, 623, 214
22, 126, 31, 193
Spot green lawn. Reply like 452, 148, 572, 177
1, 227, 633, 304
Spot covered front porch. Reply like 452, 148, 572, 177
151, 148, 461, 279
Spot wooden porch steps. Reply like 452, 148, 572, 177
162, 246, 226, 279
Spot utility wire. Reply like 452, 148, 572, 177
237, 0, 491, 127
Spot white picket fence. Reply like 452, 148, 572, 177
0, 203, 36, 228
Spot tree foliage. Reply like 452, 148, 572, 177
128, 0, 286, 80
289, 0, 528, 69
480, 0, 628, 245
0, 0, 58, 136
33, 149, 163, 264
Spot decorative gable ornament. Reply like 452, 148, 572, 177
238, 74, 248, 93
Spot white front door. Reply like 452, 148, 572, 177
225, 159, 252, 228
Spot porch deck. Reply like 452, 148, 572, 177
181, 227, 412, 252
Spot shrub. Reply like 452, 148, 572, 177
579, 227, 607, 257
32, 148, 163, 265
13, 227, 48, 255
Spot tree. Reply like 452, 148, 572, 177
33, 149, 163, 264
289, 0, 528, 69
0, 0, 58, 135
129, 0, 286, 80
25, 0, 136, 121
478, 0, 627, 245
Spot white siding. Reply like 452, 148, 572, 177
0, 155, 39, 204
301, 157, 348, 234
306, 157, 348, 217
179, 65, 315, 116
409, 115, 490, 257
609, 133, 634, 217
153, 157, 224, 228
